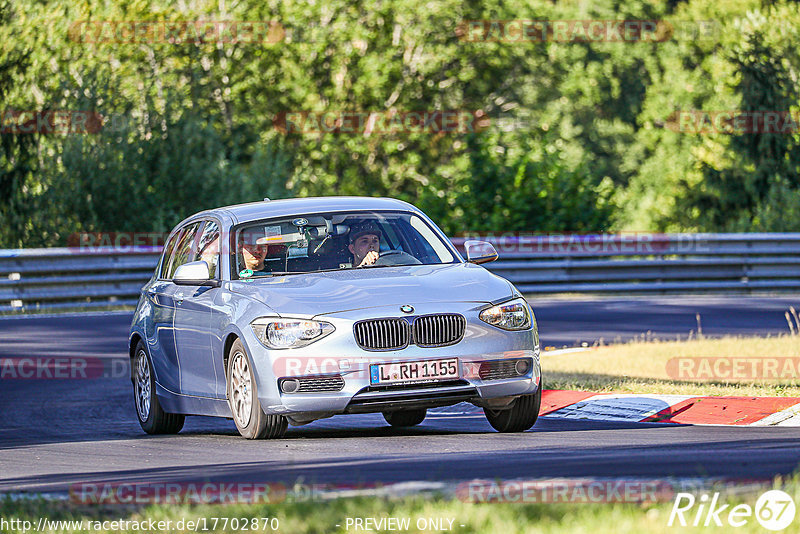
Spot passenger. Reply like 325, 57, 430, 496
238, 230, 270, 276
348, 222, 382, 267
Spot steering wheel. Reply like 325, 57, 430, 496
374, 250, 423, 266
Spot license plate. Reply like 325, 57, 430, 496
370, 358, 459, 385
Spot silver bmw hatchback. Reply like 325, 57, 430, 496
129, 197, 542, 439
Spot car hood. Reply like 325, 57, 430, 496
227, 263, 513, 316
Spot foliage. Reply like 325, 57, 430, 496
621, 1, 800, 231
1, 0, 800, 246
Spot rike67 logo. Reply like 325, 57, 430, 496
668, 490, 796, 531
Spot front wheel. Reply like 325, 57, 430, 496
133, 341, 185, 434
227, 339, 287, 439
484, 387, 541, 433
383, 408, 427, 427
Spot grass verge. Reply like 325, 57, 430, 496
542, 334, 800, 396
2, 477, 799, 534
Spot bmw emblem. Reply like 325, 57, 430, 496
400, 305, 414, 314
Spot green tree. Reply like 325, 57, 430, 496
683, 18, 800, 230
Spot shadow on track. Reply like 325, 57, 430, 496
3, 429, 800, 493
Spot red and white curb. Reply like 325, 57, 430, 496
430, 391, 800, 426
541, 390, 800, 426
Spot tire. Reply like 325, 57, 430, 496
132, 341, 185, 434
383, 408, 427, 427
227, 339, 287, 439
484, 387, 542, 433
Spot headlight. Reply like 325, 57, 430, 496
251, 318, 335, 349
479, 297, 532, 330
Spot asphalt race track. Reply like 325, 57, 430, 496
1, 296, 799, 495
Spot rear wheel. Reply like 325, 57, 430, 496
484, 387, 542, 433
133, 341, 185, 434
383, 408, 427, 427
227, 339, 287, 439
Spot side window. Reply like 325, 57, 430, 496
193, 220, 220, 278
159, 229, 183, 279
167, 222, 201, 279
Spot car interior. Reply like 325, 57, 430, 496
233, 213, 435, 278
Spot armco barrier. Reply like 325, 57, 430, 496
450, 233, 800, 294
0, 246, 161, 313
1, 234, 799, 312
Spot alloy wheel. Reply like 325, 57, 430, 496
134, 349, 151, 421
230, 350, 253, 427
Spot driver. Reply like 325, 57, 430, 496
348, 222, 381, 267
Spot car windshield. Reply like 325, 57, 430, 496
233, 210, 458, 278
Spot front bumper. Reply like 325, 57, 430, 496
242, 301, 541, 420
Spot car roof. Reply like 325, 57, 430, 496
184, 196, 422, 226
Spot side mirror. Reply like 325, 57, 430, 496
465, 240, 499, 264
173, 260, 220, 287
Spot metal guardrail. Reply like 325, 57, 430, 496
1, 233, 799, 312
0, 246, 161, 313
450, 233, 800, 294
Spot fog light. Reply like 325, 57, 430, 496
281, 378, 299, 393
515, 359, 530, 375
